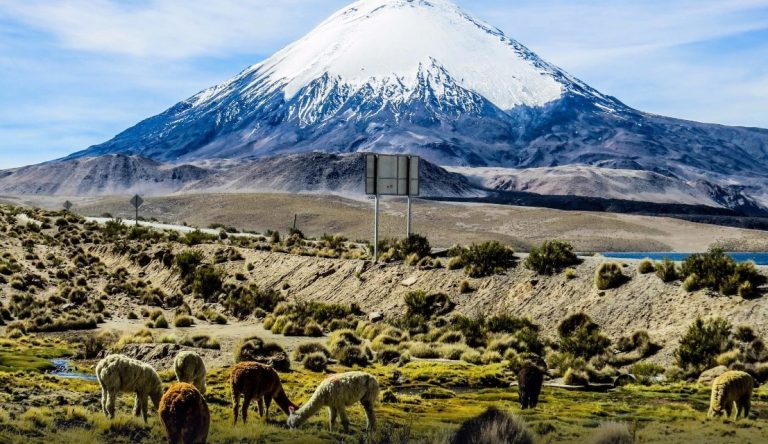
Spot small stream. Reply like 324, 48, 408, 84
49, 359, 97, 382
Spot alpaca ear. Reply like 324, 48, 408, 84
288, 406, 295, 414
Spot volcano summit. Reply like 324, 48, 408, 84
3, 0, 768, 212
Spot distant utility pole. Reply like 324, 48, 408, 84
129, 194, 144, 227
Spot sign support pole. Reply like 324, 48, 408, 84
406, 196, 411, 238
373, 195, 379, 263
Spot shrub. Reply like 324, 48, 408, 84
558, 313, 610, 359
399, 234, 431, 259
173, 315, 194, 328
447, 407, 533, 444
680, 248, 766, 296
191, 266, 223, 301
637, 259, 655, 274
292, 342, 330, 362
174, 250, 204, 283
303, 321, 323, 337
447, 256, 464, 270
675, 317, 732, 372
404, 291, 454, 318
588, 422, 634, 444
235, 336, 290, 371
564, 268, 577, 279
459, 280, 473, 293
595, 262, 628, 290
153, 315, 169, 329
682, 274, 701, 292
460, 349, 483, 364
563, 367, 589, 386
302, 352, 328, 372
182, 230, 217, 246
457, 241, 517, 277
655, 258, 678, 282
524, 240, 580, 275
223, 285, 284, 319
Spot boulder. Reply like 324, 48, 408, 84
697, 365, 729, 385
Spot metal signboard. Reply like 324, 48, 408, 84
63, 200, 73, 211
130, 194, 144, 209
365, 154, 420, 196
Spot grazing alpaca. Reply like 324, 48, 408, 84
159, 383, 210, 444
174, 351, 207, 394
518, 364, 544, 409
287, 371, 379, 433
95, 354, 163, 422
708, 370, 754, 419
230, 361, 297, 424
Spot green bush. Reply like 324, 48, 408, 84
174, 250, 204, 283
524, 240, 580, 275
404, 291, 454, 318
637, 259, 655, 274
594, 262, 628, 290
302, 352, 328, 372
558, 313, 611, 359
453, 241, 517, 277
399, 234, 431, 259
173, 315, 195, 328
682, 274, 701, 292
680, 248, 766, 296
182, 230, 217, 246
675, 317, 733, 372
222, 285, 284, 319
655, 258, 678, 282
191, 266, 223, 301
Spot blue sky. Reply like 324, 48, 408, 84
1, 0, 767, 168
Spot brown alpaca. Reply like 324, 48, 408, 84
518, 364, 544, 409
159, 383, 210, 444
230, 361, 297, 424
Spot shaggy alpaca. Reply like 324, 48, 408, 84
517, 364, 543, 409
174, 351, 207, 394
95, 354, 163, 422
159, 383, 210, 444
230, 361, 296, 424
708, 370, 754, 419
287, 371, 379, 433
447, 407, 533, 444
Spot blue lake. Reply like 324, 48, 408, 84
601, 252, 768, 265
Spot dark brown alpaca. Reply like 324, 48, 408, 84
518, 364, 544, 409
230, 361, 297, 424
159, 382, 210, 444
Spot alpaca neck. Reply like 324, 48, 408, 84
292, 392, 325, 425
273, 386, 297, 415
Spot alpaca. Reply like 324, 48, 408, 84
95, 354, 163, 422
287, 371, 379, 433
708, 370, 754, 419
174, 351, 207, 394
159, 382, 210, 444
518, 364, 543, 409
230, 361, 297, 424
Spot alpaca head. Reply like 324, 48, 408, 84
708, 407, 723, 418
286, 406, 299, 429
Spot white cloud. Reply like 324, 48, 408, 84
0, 0, 349, 59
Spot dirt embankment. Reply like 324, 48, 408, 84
184, 247, 767, 364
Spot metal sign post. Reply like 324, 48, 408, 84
365, 153, 420, 262
129, 194, 144, 227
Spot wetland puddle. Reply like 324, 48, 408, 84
49, 359, 97, 382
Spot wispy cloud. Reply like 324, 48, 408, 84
0, 0, 767, 168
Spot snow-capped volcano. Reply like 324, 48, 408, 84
50, 0, 768, 212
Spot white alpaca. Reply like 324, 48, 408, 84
174, 351, 207, 394
287, 371, 379, 432
95, 354, 163, 423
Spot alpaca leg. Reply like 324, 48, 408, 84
361, 399, 376, 431
232, 393, 240, 424
242, 395, 252, 424
338, 407, 350, 433
264, 396, 272, 418
140, 394, 149, 423
133, 392, 141, 417
101, 389, 108, 417
328, 407, 337, 431
725, 401, 734, 418
257, 397, 265, 418
106, 392, 116, 419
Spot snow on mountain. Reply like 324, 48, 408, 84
29, 0, 768, 213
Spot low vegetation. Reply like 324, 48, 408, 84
524, 240, 580, 275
